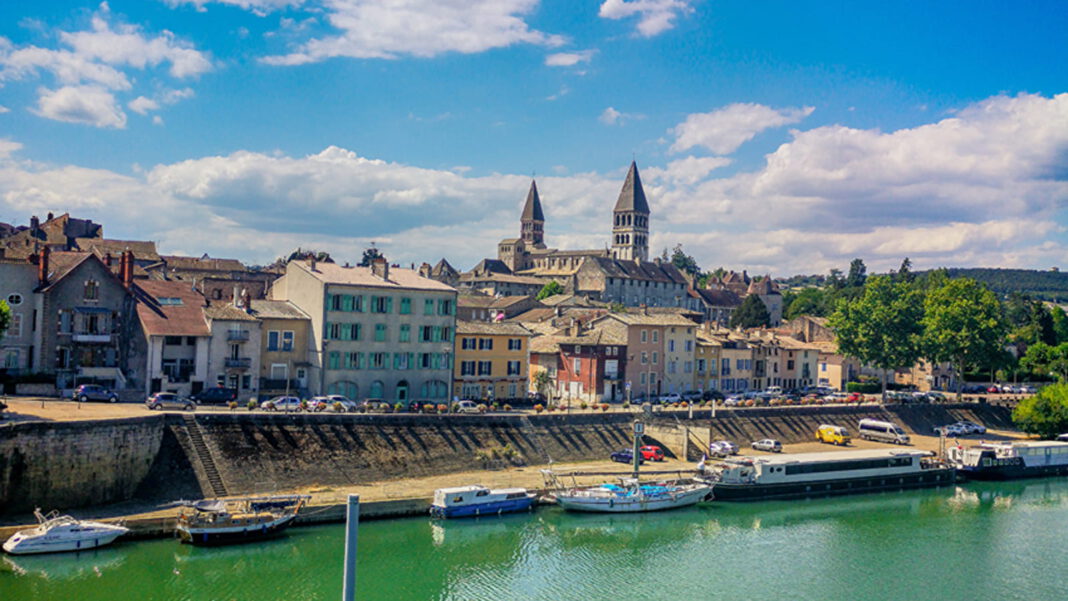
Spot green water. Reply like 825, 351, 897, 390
5, 481, 1068, 600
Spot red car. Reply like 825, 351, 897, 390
640, 445, 665, 461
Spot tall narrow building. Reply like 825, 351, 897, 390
611, 161, 650, 262
520, 180, 545, 248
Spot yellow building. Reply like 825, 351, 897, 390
454, 321, 533, 402
694, 332, 723, 392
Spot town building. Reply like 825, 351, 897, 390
0, 213, 103, 259
528, 319, 628, 404
250, 299, 313, 399
134, 279, 211, 397
270, 257, 457, 404
457, 294, 541, 322
0, 255, 39, 375
592, 311, 698, 399
203, 294, 262, 397
453, 321, 533, 402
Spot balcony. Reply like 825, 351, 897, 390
225, 357, 252, 369
72, 333, 111, 343
227, 330, 250, 342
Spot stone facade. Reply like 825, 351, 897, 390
453, 321, 533, 402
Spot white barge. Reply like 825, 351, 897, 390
949, 440, 1068, 480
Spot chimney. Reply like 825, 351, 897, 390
309, 255, 317, 271
569, 318, 580, 337
233, 285, 241, 308
37, 246, 50, 287
243, 289, 252, 313
30, 215, 39, 233
371, 256, 389, 280
104, 252, 113, 267
122, 250, 134, 288
640, 303, 648, 316
47, 212, 54, 221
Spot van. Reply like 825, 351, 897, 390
857, 419, 910, 444
816, 424, 851, 446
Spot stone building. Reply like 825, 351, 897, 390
203, 295, 262, 397
0, 256, 40, 375
0, 213, 103, 259
453, 320, 533, 402
270, 257, 458, 404
250, 299, 313, 399
134, 279, 211, 397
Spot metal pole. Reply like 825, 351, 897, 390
342, 493, 360, 601
632, 420, 643, 479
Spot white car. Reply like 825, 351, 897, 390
659, 393, 682, 404
935, 424, 966, 437
751, 439, 782, 453
261, 396, 302, 411
723, 396, 743, 407
456, 400, 480, 414
712, 440, 739, 456
955, 421, 986, 435
310, 395, 359, 412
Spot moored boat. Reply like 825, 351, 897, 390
176, 495, 309, 546
543, 472, 712, 513
2, 509, 129, 555
702, 449, 955, 501
949, 440, 1068, 480
430, 485, 536, 518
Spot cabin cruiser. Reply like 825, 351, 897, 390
542, 471, 712, 513
948, 440, 1068, 480
176, 495, 309, 546
430, 485, 536, 518
2, 509, 129, 555
702, 449, 955, 501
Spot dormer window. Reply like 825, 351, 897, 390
83, 280, 99, 300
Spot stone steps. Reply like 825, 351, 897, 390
182, 414, 228, 498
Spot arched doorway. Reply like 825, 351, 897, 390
369, 380, 384, 399
396, 380, 409, 403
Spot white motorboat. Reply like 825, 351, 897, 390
3, 509, 129, 555
544, 473, 712, 513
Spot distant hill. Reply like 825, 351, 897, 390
936, 268, 1068, 302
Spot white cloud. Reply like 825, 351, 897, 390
164, 0, 304, 17
128, 96, 159, 115
0, 138, 22, 158
60, 14, 213, 78
33, 85, 126, 128
546, 85, 569, 101
599, 106, 645, 126
670, 103, 815, 155
152, 115, 164, 126
598, 0, 693, 37
545, 50, 594, 67
261, 0, 564, 64
128, 87, 195, 116
0, 105, 9, 113
0, 41, 132, 90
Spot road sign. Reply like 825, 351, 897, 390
634, 421, 644, 435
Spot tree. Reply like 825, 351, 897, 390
532, 369, 554, 405
1021, 342, 1068, 381
893, 257, 914, 283
828, 275, 924, 398
922, 278, 1008, 400
536, 281, 564, 300
670, 244, 701, 277
1013, 383, 1068, 439
275, 247, 334, 267
0, 299, 9, 338
1052, 306, 1068, 344
358, 246, 384, 267
784, 287, 831, 319
827, 268, 846, 290
729, 295, 770, 329
846, 258, 867, 289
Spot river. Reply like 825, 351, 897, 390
4, 480, 1068, 600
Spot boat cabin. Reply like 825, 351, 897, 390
717, 449, 935, 485
433, 485, 529, 508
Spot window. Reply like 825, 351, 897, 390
400, 297, 412, 314
83, 280, 99, 300
652, 352, 658, 365
399, 324, 411, 343
507, 361, 521, 376
668, 340, 675, 352
697, 359, 706, 373
419, 353, 432, 368
394, 353, 411, 370
369, 352, 389, 369
164, 335, 182, 345
4, 349, 19, 369
684, 361, 693, 374
268, 330, 280, 351
508, 338, 522, 351
479, 338, 493, 350
640, 373, 646, 385
282, 331, 294, 351
685, 340, 693, 352
461, 337, 477, 350
652, 331, 659, 343
370, 380, 384, 399
641, 352, 648, 365
424, 299, 435, 315
420, 326, 433, 342
721, 358, 730, 376
821, 362, 827, 372
328, 351, 341, 370
478, 361, 492, 376
5, 313, 21, 338
640, 330, 648, 343
6, 294, 21, 306
787, 360, 795, 370
461, 361, 476, 376
667, 361, 676, 374
375, 324, 387, 342
607, 346, 616, 356
371, 296, 392, 313
573, 358, 581, 374
438, 299, 453, 315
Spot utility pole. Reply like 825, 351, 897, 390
342, 494, 360, 601
632, 420, 644, 479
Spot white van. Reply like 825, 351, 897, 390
857, 419, 910, 444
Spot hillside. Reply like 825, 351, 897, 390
938, 268, 1068, 302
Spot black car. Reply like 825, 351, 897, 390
190, 387, 238, 404
610, 449, 644, 464
702, 390, 725, 401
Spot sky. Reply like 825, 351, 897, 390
0, 0, 1066, 275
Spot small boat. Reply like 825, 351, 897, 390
430, 485, 536, 518
543, 472, 712, 513
3, 509, 129, 555
176, 495, 309, 546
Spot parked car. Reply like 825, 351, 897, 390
723, 395, 743, 407
702, 389, 725, 401
751, 439, 783, 453
145, 393, 195, 411
935, 424, 966, 437
610, 449, 643, 464
681, 390, 703, 401
72, 384, 118, 403
261, 396, 302, 411
955, 420, 986, 435
712, 440, 739, 456
309, 395, 358, 412
639, 445, 665, 461
987, 386, 1001, 393
190, 387, 238, 405
456, 400, 480, 414
658, 393, 682, 404
816, 424, 851, 446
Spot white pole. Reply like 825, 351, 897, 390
342, 494, 360, 601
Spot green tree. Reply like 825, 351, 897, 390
358, 246, 384, 267
729, 295, 770, 329
0, 299, 10, 337
922, 278, 1008, 400
1052, 306, 1068, 344
893, 257, 914, 284
828, 275, 924, 398
1012, 383, 1068, 439
846, 258, 867, 288
670, 244, 701, 277
536, 281, 564, 300
1021, 342, 1068, 381
827, 268, 846, 290
784, 287, 831, 319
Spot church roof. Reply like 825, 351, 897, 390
521, 180, 545, 221
613, 161, 650, 214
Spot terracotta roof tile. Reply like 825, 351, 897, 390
135, 280, 210, 337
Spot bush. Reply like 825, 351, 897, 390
394, 402, 403, 412
247, 399, 257, 411
451, 402, 460, 413
437, 403, 448, 414
299, 400, 309, 411
846, 381, 881, 394
534, 404, 544, 413
1013, 383, 1068, 439
477, 403, 488, 413
502, 404, 512, 412
334, 401, 345, 412
422, 404, 436, 414
680, 401, 688, 408
580, 401, 589, 410
622, 401, 631, 409
600, 403, 609, 412
491, 402, 499, 411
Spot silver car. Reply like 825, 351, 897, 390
261, 396, 302, 411
752, 439, 783, 453
145, 393, 196, 411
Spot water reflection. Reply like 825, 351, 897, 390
2, 547, 126, 581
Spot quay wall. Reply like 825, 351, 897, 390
0, 403, 1016, 516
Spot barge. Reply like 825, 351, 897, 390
703, 449, 955, 501
430, 486, 536, 518
949, 440, 1068, 480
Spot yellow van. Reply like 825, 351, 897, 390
816, 424, 851, 446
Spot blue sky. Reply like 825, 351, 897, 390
1, 0, 1066, 274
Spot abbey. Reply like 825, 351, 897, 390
483, 162, 698, 311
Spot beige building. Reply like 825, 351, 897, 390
250, 299, 313, 398
270, 257, 457, 404
593, 312, 697, 399
453, 321, 533, 402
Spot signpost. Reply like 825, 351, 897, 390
632, 420, 644, 478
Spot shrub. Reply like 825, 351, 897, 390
744, 399, 755, 407
334, 401, 344, 412
846, 381, 881, 394
227, 400, 238, 411
580, 401, 589, 410
534, 404, 544, 413
680, 401, 688, 408
491, 402, 499, 411
477, 403, 488, 413
437, 403, 448, 414
299, 400, 309, 411
622, 401, 631, 409
394, 402, 403, 412
600, 403, 609, 412
502, 404, 512, 412
1013, 383, 1068, 439
451, 402, 460, 413
247, 399, 257, 411
422, 404, 436, 414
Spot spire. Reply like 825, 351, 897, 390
521, 180, 544, 221
613, 161, 649, 214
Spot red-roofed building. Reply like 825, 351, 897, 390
134, 279, 211, 396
